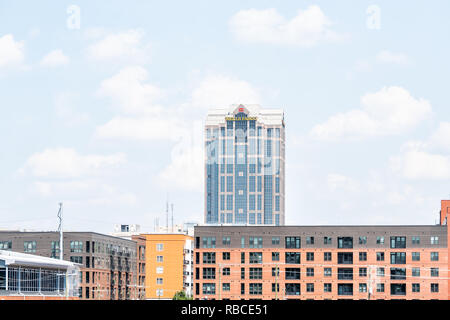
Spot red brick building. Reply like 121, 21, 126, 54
193, 200, 450, 300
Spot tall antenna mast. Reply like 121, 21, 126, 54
171, 203, 174, 233
57, 203, 63, 260
166, 200, 169, 233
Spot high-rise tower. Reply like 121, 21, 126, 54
204, 104, 285, 225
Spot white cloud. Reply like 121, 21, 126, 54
20, 148, 126, 179
0, 34, 25, 68
428, 122, 450, 151
376, 50, 411, 66
95, 116, 187, 141
54, 92, 90, 126
32, 180, 137, 206
229, 6, 343, 47
327, 173, 360, 193
86, 29, 150, 63
310, 86, 432, 141
40, 49, 69, 67
157, 120, 203, 192
390, 148, 450, 180
191, 75, 260, 109
97, 66, 163, 114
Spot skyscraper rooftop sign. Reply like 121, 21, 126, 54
225, 116, 257, 121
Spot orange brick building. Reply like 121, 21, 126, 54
193, 200, 450, 300
142, 233, 193, 299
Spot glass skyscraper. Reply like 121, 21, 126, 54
204, 104, 285, 225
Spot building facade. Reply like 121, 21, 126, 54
0, 249, 80, 300
193, 202, 450, 300
142, 233, 193, 299
0, 231, 138, 300
205, 104, 285, 226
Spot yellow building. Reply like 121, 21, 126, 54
142, 233, 193, 299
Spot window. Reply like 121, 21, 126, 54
324, 268, 332, 277
324, 237, 332, 245
249, 268, 263, 279
203, 252, 216, 264
412, 284, 420, 293
70, 241, 83, 253
359, 268, 367, 277
249, 237, 263, 248
377, 267, 385, 277
157, 256, 163, 263
376, 252, 385, 261
285, 268, 300, 280
359, 236, 367, 245
156, 267, 164, 274
430, 268, 439, 277
222, 268, 230, 276
306, 268, 314, 277
376, 283, 385, 293
249, 283, 262, 295
324, 283, 332, 293
306, 283, 314, 292
222, 283, 230, 291
390, 236, 406, 249
203, 268, 216, 280
412, 267, 420, 277
70, 256, 82, 264
272, 267, 280, 277
24, 241, 36, 253
391, 284, 406, 296
285, 252, 300, 264
338, 252, 353, 264
390, 268, 406, 280
156, 243, 164, 251
337, 237, 353, 249
306, 237, 314, 245
241, 252, 245, 263
338, 268, 353, 280
272, 252, 279, 261
431, 284, 439, 293
359, 283, 367, 293
0, 241, 12, 250
324, 252, 332, 261
306, 252, 314, 261
222, 237, 231, 246
390, 252, 406, 264
376, 236, 385, 245
359, 252, 367, 261
272, 237, 280, 245
285, 237, 301, 249
202, 283, 216, 295
412, 236, 420, 245
156, 278, 163, 285
430, 236, 439, 245
241, 283, 245, 294
249, 252, 262, 264
285, 283, 300, 296
241, 268, 245, 280
430, 252, 439, 261
222, 252, 230, 260
202, 237, 216, 248
412, 252, 420, 261
50, 241, 60, 258
156, 289, 164, 297
338, 284, 353, 296
272, 283, 279, 292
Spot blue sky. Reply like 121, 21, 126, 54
1, 1, 449, 233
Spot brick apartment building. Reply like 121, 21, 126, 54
193, 200, 450, 300
0, 231, 139, 300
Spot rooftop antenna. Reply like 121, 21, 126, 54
57, 203, 63, 260
166, 198, 169, 233
171, 203, 174, 233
